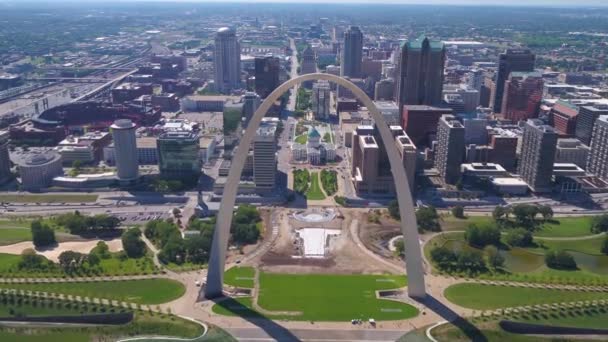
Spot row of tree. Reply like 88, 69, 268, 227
53, 212, 120, 235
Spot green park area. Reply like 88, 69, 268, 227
214, 270, 418, 321
444, 283, 608, 310
0, 194, 98, 204
0, 220, 32, 245
305, 172, 326, 200
0, 278, 185, 305
293, 169, 310, 194
0, 295, 227, 342
320, 169, 338, 196
224, 266, 255, 288
295, 134, 307, 144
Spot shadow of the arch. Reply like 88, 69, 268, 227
205, 72, 426, 301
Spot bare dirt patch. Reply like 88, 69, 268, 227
359, 213, 405, 267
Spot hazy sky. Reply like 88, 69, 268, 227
5, 0, 608, 6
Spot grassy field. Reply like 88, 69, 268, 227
305, 172, 326, 200
224, 266, 255, 288
530, 235, 605, 255
215, 272, 418, 321
0, 228, 31, 245
534, 217, 594, 237
444, 283, 608, 310
0, 194, 98, 204
514, 308, 608, 330
440, 215, 492, 231
428, 321, 580, 342
295, 134, 307, 144
0, 278, 185, 305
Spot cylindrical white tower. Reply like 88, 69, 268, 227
111, 119, 139, 181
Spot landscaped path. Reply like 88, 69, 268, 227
0, 238, 123, 262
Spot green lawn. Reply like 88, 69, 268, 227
534, 217, 594, 237
0, 279, 185, 305
428, 321, 579, 342
444, 283, 608, 310
440, 215, 492, 231
529, 235, 605, 255
215, 273, 419, 321
305, 172, 326, 200
295, 134, 307, 144
514, 307, 608, 330
224, 266, 255, 288
0, 228, 31, 245
0, 194, 98, 204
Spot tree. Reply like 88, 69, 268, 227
591, 214, 608, 234
121, 228, 146, 258
602, 236, 608, 255
545, 250, 577, 270
538, 205, 554, 220
231, 205, 261, 245
31, 220, 56, 248
511, 204, 539, 228
430, 246, 457, 269
504, 228, 534, 247
484, 245, 505, 270
457, 250, 486, 273
388, 200, 400, 220
394, 238, 405, 256
492, 206, 506, 221
58, 251, 86, 273
18, 249, 52, 271
451, 206, 465, 219
90, 241, 111, 259
416, 206, 440, 232
464, 224, 501, 248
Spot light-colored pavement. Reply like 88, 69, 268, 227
0, 238, 123, 262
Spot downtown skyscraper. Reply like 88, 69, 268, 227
396, 35, 446, 110
492, 49, 536, 114
214, 27, 241, 93
341, 26, 363, 78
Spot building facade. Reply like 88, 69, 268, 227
341, 26, 363, 78
13, 151, 63, 190
253, 118, 278, 193
254, 55, 280, 98
434, 115, 465, 184
214, 27, 241, 93
576, 104, 608, 145
518, 119, 558, 193
312, 81, 331, 120
402, 105, 453, 147
0, 131, 11, 184
501, 72, 543, 122
157, 131, 201, 180
396, 36, 445, 110
111, 119, 139, 181
587, 115, 608, 180
492, 49, 536, 113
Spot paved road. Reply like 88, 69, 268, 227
227, 327, 407, 342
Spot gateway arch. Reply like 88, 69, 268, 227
204, 73, 426, 299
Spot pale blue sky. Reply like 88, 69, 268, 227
6, 0, 608, 5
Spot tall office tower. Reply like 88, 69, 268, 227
501, 72, 543, 122
312, 80, 331, 120
396, 35, 446, 110
242, 92, 261, 128
110, 119, 139, 181
518, 119, 558, 193
587, 115, 608, 180
214, 27, 241, 94
300, 45, 317, 88
576, 104, 608, 145
254, 55, 280, 98
467, 69, 484, 91
253, 118, 278, 193
0, 131, 11, 184
492, 49, 535, 113
157, 131, 201, 180
350, 125, 417, 195
374, 78, 394, 101
435, 115, 465, 184
341, 26, 363, 78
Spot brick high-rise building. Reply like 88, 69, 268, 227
501, 72, 543, 122
401, 105, 452, 147
396, 35, 445, 110
374, 78, 394, 101
0, 131, 11, 184
587, 115, 608, 181
341, 26, 363, 78
550, 101, 579, 136
492, 49, 536, 113
254, 55, 280, 98
435, 115, 465, 184
518, 119, 558, 193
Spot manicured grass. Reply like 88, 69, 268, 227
440, 215, 492, 231
305, 172, 326, 200
0, 313, 210, 342
514, 307, 608, 330
534, 217, 594, 237
0, 228, 31, 245
429, 321, 571, 342
224, 266, 255, 288
0, 194, 98, 204
444, 283, 608, 310
214, 273, 418, 321
295, 134, 307, 144
529, 235, 605, 255
0, 278, 185, 305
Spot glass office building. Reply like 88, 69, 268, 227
157, 131, 201, 179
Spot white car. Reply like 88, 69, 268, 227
195, 280, 201, 287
